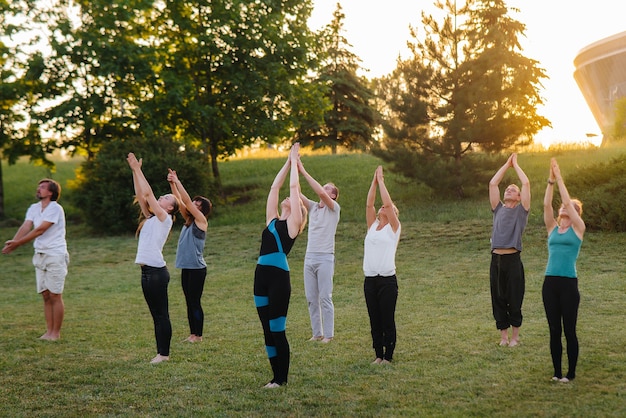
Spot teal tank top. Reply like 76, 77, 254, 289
545, 227, 582, 278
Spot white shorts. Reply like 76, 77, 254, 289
33, 252, 69, 294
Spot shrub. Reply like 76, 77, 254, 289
69, 136, 215, 235
566, 153, 626, 231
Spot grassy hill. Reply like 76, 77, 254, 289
3, 143, 623, 227
0, 146, 625, 416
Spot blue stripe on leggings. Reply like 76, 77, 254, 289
254, 295, 269, 307
269, 316, 287, 332
265, 345, 277, 358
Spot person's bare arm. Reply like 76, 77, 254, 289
513, 154, 531, 211
286, 144, 302, 238
168, 169, 207, 231
543, 164, 557, 234
128, 153, 167, 222
489, 154, 514, 210
298, 158, 335, 210
168, 171, 190, 223
552, 158, 585, 239
366, 168, 378, 229
377, 167, 400, 233
2, 219, 41, 254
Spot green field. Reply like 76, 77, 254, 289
1, 147, 625, 417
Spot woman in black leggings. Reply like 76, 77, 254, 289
363, 166, 401, 364
168, 169, 212, 343
254, 143, 307, 388
542, 158, 585, 383
127, 153, 180, 364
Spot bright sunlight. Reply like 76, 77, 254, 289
309, 0, 625, 147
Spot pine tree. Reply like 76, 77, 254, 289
375, 0, 549, 197
299, 3, 378, 154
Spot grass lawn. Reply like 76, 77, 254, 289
1, 148, 625, 417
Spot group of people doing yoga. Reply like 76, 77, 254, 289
3, 146, 583, 387
253, 143, 401, 387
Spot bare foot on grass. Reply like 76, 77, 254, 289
184, 335, 203, 343
150, 354, 169, 364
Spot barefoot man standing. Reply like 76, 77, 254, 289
3, 179, 69, 341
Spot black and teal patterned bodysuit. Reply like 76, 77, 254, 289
254, 218, 297, 385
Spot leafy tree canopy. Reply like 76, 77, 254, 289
374, 0, 550, 198
297, 2, 378, 154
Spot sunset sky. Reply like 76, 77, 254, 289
309, 0, 625, 146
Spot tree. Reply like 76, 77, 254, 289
374, 0, 549, 197
139, 0, 325, 188
0, 1, 52, 219
298, 2, 377, 154
69, 135, 213, 235
17, 0, 325, 191
27, 0, 159, 160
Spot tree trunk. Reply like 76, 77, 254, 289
209, 141, 223, 197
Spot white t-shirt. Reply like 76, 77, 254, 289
305, 199, 340, 254
363, 220, 401, 277
135, 215, 173, 268
25, 201, 67, 256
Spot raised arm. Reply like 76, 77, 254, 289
376, 166, 400, 233
168, 170, 188, 221
512, 154, 531, 211
366, 168, 378, 229
286, 143, 302, 238
297, 158, 335, 210
168, 169, 208, 231
552, 159, 585, 239
266, 150, 292, 225
129, 158, 151, 219
489, 154, 513, 210
543, 163, 557, 234
127, 153, 167, 222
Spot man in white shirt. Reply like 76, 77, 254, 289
3, 179, 69, 341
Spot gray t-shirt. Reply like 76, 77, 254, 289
176, 221, 207, 269
491, 202, 528, 251
305, 199, 340, 254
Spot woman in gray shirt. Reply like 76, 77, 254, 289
168, 169, 212, 343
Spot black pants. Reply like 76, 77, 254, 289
254, 265, 291, 385
364, 275, 398, 361
181, 268, 207, 337
490, 252, 525, 329
542, 276, 580, 380
141, 265, 172, 357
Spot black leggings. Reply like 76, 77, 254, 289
254, 265, 291, 385
141, 265, 172, 357
542, 276, 580, 380
364, 275, 398, 361
181, 268, 207, 337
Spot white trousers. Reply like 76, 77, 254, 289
304, 253, 335, 339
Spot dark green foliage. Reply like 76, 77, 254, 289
566, 153, 626, 231
9, 0, 323, 189
371, 139, 500, 199
298, 3, 377, 153
373, 0, 549, 198
69, 136, 215, 235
